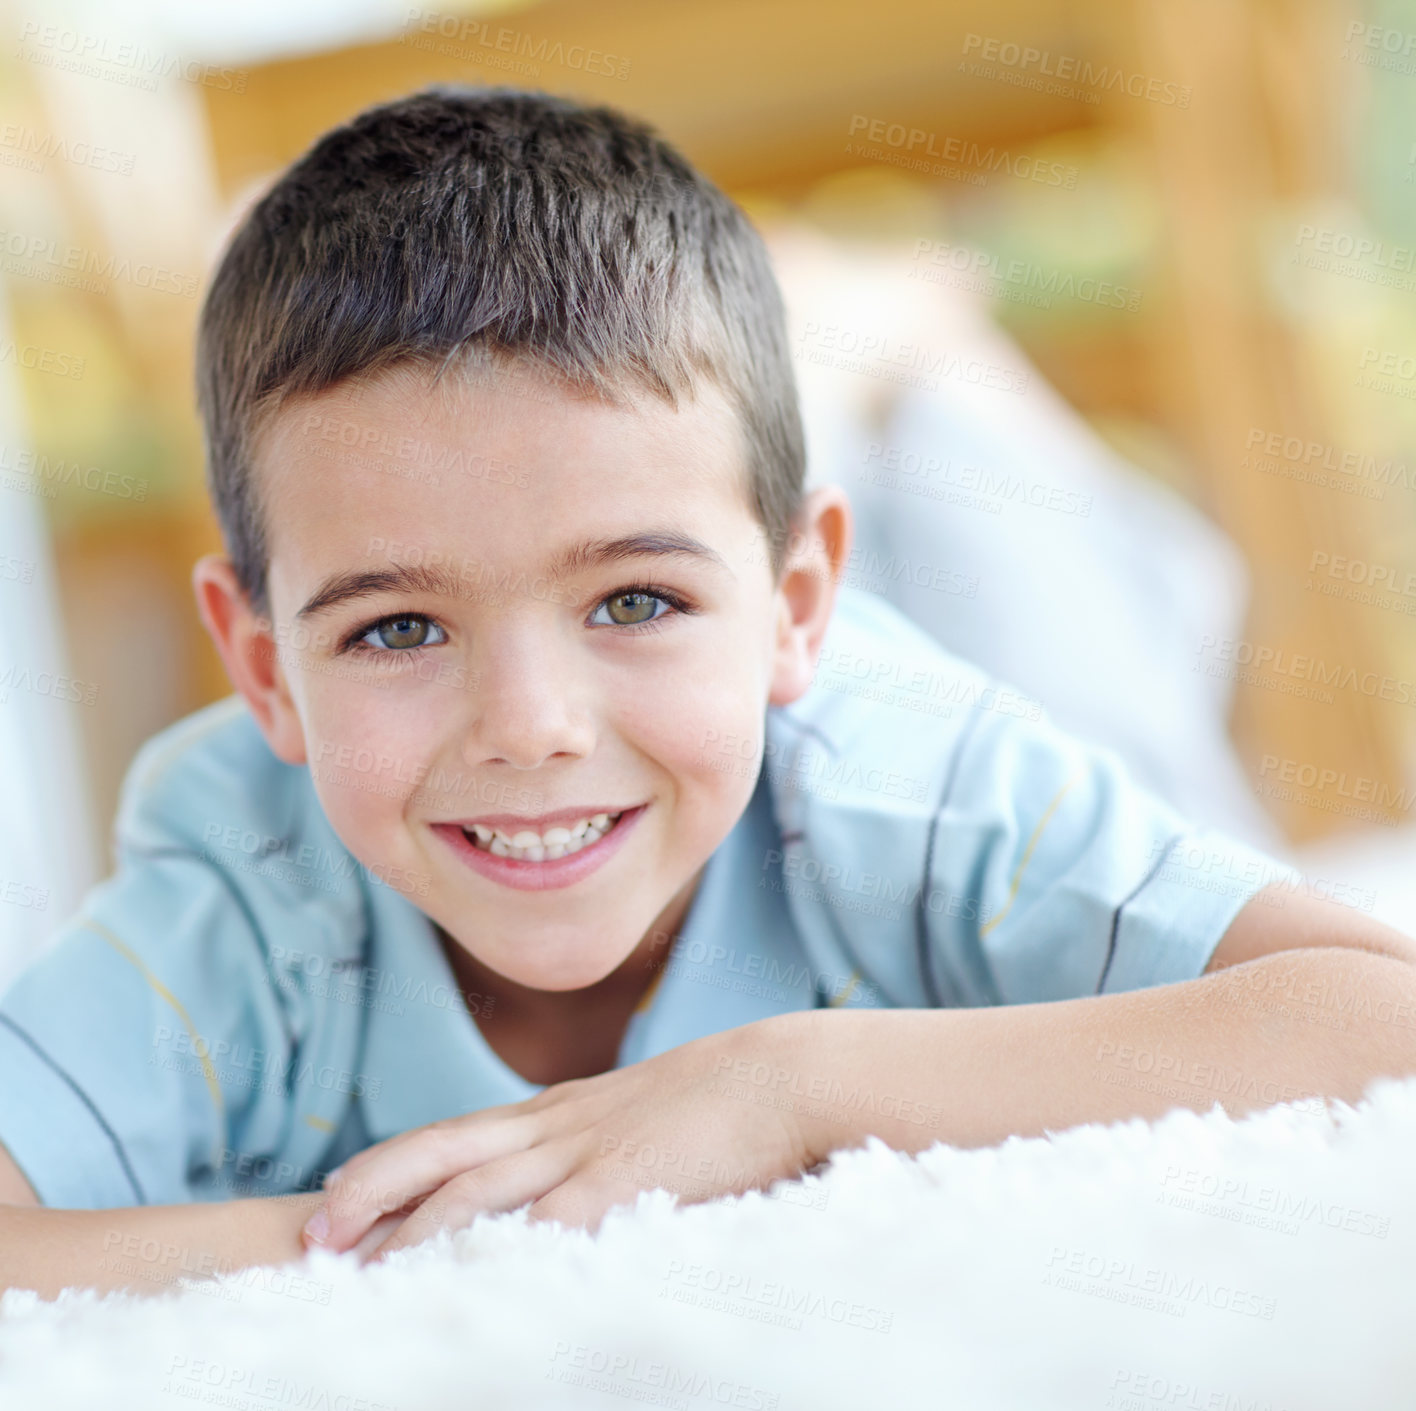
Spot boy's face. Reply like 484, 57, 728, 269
199, 361, 849, 993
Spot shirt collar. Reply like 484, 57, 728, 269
356, 880, 538, 1142
616, 766, 816, 1064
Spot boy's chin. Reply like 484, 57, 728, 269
439, 923, 650, 992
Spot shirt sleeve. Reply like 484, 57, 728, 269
921, 704, 1302, 1008
0, 849, 300, 1208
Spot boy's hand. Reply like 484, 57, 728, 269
302, 1014, 824, 1260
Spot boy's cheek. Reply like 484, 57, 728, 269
657, 710, 770, 846
302, 692, 439, 848
672, 664, 771, 772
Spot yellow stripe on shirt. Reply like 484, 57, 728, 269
82, 918, 227, 1125
979, 772, 1084, 940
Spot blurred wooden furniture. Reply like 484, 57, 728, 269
13, 0, 1407, 848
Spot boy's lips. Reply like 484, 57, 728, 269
447, 804, 636, 832
429, 803, 647, 892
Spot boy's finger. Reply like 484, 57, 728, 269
365, 1143, 572, 1259
350, 1210, 410, 1261
306, 1112, 544, 1251
526, 1174, 641, 1236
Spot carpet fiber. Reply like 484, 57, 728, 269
3, 1078, 1412, 1410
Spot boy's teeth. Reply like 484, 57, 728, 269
462, 810, 626, 861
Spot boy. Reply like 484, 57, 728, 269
3, 85, 1416, 1298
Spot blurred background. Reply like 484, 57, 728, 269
4, 0, 1416, 986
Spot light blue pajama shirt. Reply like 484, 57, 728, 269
0, 584, 1298, 1207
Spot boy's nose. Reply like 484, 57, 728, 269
457, 635, 596, 770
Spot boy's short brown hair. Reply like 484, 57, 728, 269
195, 84, 806, 616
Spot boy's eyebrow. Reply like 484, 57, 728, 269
295, 563, 472, 621
547, 531, 730, 581
295, 532, 730, 621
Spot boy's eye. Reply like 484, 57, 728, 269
591, 591, 670, 627
360, 616, 445, 651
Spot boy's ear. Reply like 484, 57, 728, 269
191, 554, 308, 766
767, 486, 853, 707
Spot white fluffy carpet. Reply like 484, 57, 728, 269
4, 1079, 1414, 1410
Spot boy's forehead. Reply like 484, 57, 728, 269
254, 360, 762, 588
259, 359, 750, 488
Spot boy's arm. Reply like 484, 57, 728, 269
0, 1144, 340, 1301
0, 1188, 324, 1302
304, 885, 1416, 1257
766, 883, 1416, 1157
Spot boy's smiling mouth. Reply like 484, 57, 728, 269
429, 805, 648, 891
462, 808, 628, 860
